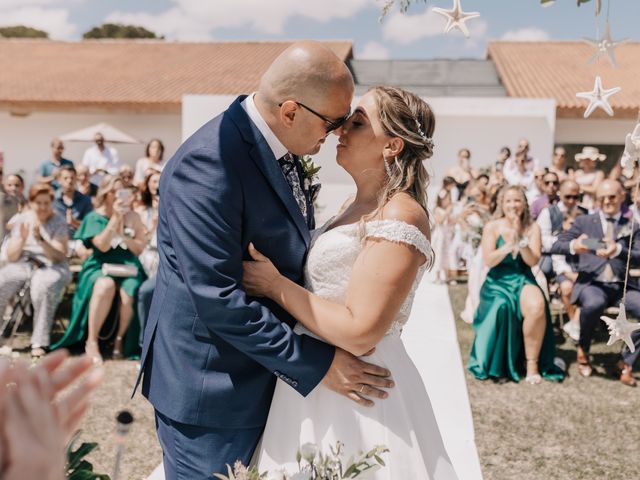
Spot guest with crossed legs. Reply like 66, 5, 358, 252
552, 180, 640, 386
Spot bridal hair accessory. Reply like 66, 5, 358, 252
414, 119, 435, 150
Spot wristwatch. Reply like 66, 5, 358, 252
518, 236, 530, 249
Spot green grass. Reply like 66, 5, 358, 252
449, 283, 638, 480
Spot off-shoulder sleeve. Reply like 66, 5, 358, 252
364, 219, 434, 269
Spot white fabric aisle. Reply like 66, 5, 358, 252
146, 276, 482, 480
402, 274, 483, 480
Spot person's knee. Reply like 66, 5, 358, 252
119, 290, 134, 307
93, 277, 116, 298
560, 281, 573, 297
580, 293, 607, 314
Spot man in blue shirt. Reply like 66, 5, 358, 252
37, 138, 74, 191
53, 165, 93, 238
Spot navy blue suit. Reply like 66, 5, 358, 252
552, 213, 640, 365
134, 96, 335, 478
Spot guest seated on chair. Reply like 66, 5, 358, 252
50, 175, 147, 364
468, 185, 564, 384
551, 179, 640, 386
53, 165, 93, 259
0, 184, 71, 357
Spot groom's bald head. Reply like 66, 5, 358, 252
259, 40, 354, 107
254, 41, 354, 156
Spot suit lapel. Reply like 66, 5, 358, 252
228, 97, 310, 247
592, 215, 604, 238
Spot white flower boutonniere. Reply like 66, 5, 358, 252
300, 155, 322, 203
617, 224, 633, 240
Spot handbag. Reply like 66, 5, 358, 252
101, 263, 138, 278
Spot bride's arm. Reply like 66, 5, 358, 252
243, 207, 426, 357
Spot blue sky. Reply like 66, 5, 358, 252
0, 0, 638, 59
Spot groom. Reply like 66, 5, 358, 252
135, 41, 394, 478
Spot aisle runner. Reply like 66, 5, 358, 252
402, 275, 483, 480
146, 277, 482, 480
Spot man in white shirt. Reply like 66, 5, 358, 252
81, 132, 120, 186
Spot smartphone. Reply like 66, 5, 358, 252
116, 189, 132, 202
583, 237, 607, 251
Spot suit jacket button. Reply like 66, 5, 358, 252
292, 381, 298, 388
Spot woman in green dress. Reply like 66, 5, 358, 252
468, 185, 564, 384
52, 175, 147, 363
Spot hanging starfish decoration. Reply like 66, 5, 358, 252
621, 123, 640, 171
575, 75, 621, 118
432, 0, 480, 39
601, 303, 640, 353
582, 21, 629, 68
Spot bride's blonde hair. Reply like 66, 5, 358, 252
362, 86, 435, 225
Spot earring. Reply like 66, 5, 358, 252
384, 158, 393, 177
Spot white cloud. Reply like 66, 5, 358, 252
0, 5, 76, 38
381, 7, 444, 45
358, 40, 390, 59
501, 27, 550, 42
106, 0, 373, 40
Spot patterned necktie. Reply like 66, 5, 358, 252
601, 217, 617, 282
278, 153, 308, 222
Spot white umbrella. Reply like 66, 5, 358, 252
59, 122, 142, 144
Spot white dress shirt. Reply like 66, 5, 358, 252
82, 145, 120, 185
241, 93, 288, 161
537, 202, 567, 253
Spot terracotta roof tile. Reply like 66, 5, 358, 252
488, 41, 640, 119
0, 39, 353, 112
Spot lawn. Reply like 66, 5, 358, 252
4, 283, 638, 479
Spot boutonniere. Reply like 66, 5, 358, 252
300, 155, 322, 203
617, 224, 633, 240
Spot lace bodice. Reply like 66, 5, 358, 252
303, 219, 434, 337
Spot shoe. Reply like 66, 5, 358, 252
30, 346, 47, 358
85, 340, 103, 365
525, 374, 542, 385
577, 348, 592, 378
616, 360, 637, 387
562, 321, 580, 343
112, 336, 124, 360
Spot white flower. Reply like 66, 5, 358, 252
266, 469, 288, 480
299, 443, 318, 464
289, 472, 311, 480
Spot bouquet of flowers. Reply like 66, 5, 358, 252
214, 442, 388, 480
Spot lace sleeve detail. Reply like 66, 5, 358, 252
364, 220, 434, 269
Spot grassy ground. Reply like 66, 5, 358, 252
4, 283, 638, 479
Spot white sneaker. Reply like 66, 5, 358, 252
562, 321, 580, 342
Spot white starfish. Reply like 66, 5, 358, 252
575, 75, 621, 118
582, 21, 629, 68
621, 123, 640, 170
601, 303, 640, 352
432, 0, 481, 39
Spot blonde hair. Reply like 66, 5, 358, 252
492, 185, 532, 232
362, 85, 435, 225
94, 174, 123, 208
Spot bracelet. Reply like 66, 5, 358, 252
518, 236, 530, 249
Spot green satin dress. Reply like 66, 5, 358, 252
51, 211, 146, 358
467, 236, 564, 382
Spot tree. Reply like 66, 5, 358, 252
82, 23, 163, 40
0, 25, 48, 38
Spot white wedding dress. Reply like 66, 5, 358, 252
256, 219, 459, 479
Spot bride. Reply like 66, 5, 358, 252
243, 85, 458, 479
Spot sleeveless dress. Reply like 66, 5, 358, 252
467, 236, 565, 382
255, 220, 459, 479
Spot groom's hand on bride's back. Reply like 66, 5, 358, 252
322, 348, 394, 407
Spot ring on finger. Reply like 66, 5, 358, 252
358, 384, 365, 394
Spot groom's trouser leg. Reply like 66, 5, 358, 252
155, 410, 263, 480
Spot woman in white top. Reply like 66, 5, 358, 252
134, 138, 166, 188
573, 146, 605, 212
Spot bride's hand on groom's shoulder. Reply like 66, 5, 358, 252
242, 243, 281, 298
322, 348, 394, 408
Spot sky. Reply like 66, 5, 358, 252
0, 0, 638, 59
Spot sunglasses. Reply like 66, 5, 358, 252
562, 195, 579, 200
597, 195, 618, 202
279, 101, 350, 133
545, 180, 559, 186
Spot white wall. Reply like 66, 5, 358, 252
0, 110, 181, 185
183, 95, 557, 223
556, 117, 637, 145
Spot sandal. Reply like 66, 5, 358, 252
112, 336, 124, 360
30, 346, 47, 358
525, 358, 541, 384
85, 340, 103, 365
